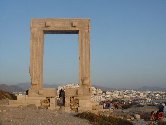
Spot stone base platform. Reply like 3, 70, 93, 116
28, 88, 57, 97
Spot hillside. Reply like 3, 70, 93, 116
0, 90, 16, 100
0, 84, 24, 92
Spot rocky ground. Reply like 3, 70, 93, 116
0, 100, 91, 125
97, 105, 165, 125
0, 100, 166, 125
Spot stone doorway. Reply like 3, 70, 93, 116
30, 19, 91, 91
9, 18, 94, 112
28, 18, 92, 111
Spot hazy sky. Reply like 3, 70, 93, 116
0, 0, 166, 88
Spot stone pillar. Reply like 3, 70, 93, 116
48, 97, 57, 110
65, 97, 71, 112
78, 28, 91, 96
30, 28, 44, 90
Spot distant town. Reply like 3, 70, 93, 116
56, 84, 166, 106
7, 83, 166, 107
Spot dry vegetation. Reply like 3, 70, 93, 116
75, 112, 133, 125
0, 90, 16, 100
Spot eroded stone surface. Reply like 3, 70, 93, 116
30, 18, 91, 92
